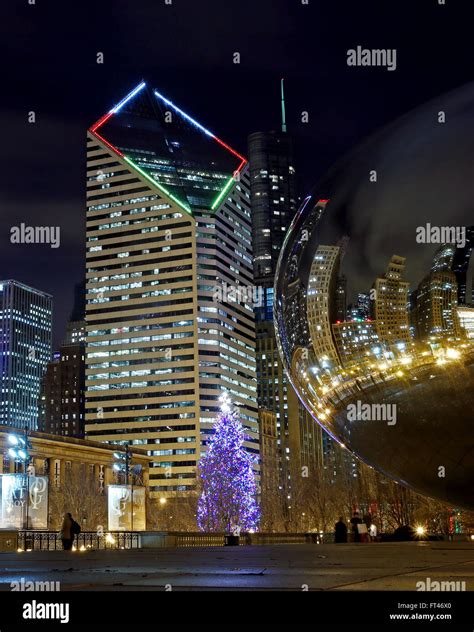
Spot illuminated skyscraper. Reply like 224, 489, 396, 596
307, 245, 341, 370
372, 255, 411, 349
248, 81, 319, 513
84, 82, 258, 498
415, 245, 461, 340
0, 280, 52, 429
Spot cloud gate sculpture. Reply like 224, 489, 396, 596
274, 83, 474, 510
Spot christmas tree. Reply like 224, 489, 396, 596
197, 392, 260, 533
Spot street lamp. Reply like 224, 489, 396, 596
7, 427, 32, 529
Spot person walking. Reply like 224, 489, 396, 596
60, 513, 81, 550
60, 513, 73, 550
334, 517, 348, 543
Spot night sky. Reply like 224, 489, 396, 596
1, 0, 472, 348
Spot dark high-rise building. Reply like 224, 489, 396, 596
39, 343, 86, 437
248, 139, 296, 280
0, 280, 52, 430
249, 82, 320, 512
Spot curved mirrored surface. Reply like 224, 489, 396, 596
275, 83, 474, 509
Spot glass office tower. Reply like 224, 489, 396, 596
0, 280, 52, 429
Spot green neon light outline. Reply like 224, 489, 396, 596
211, 175, 236, 211
123, 156, 193, 216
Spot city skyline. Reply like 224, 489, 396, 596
1, 1, 474, 615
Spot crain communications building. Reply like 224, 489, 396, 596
85, 82, 259, 499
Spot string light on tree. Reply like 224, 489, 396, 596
197, 391, 260, 533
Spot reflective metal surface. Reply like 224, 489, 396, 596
274, 84, 474, 509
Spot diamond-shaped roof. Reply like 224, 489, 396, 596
89, 81, 247, 215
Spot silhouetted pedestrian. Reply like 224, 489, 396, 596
334, 517, 348, 543
60, 513, 73, 550
60, 512, 81, 550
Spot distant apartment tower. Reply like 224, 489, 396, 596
40, 287, 86, 437
0, 280, 52, 429
372, 255, 411, 348
84, 82, 258, 498
39, 343, 86, 437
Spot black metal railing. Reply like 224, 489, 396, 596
169, 532, 332, 547
16, 530, 334, 551
18, 530, 140, 551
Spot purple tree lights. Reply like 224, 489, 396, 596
197, 392, 260, 533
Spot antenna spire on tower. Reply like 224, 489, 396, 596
281, 78, 287, 133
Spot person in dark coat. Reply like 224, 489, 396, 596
60, 513, 74, 550
350, 510, 363, 542
60, 512, 80, 550
334, 517, 348, 543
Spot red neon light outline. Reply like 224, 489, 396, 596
212, 135, 246, 163
90, 111, 114, 134
92, 130, 124, 158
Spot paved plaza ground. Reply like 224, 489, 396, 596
0, 541, 473, 591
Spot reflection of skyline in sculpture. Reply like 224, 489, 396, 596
306, 240, 470, 376
282, 211, 474, 509
274, 84, 474, 511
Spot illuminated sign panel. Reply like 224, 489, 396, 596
108, 485, 146, 531
0, 474, 48, 529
